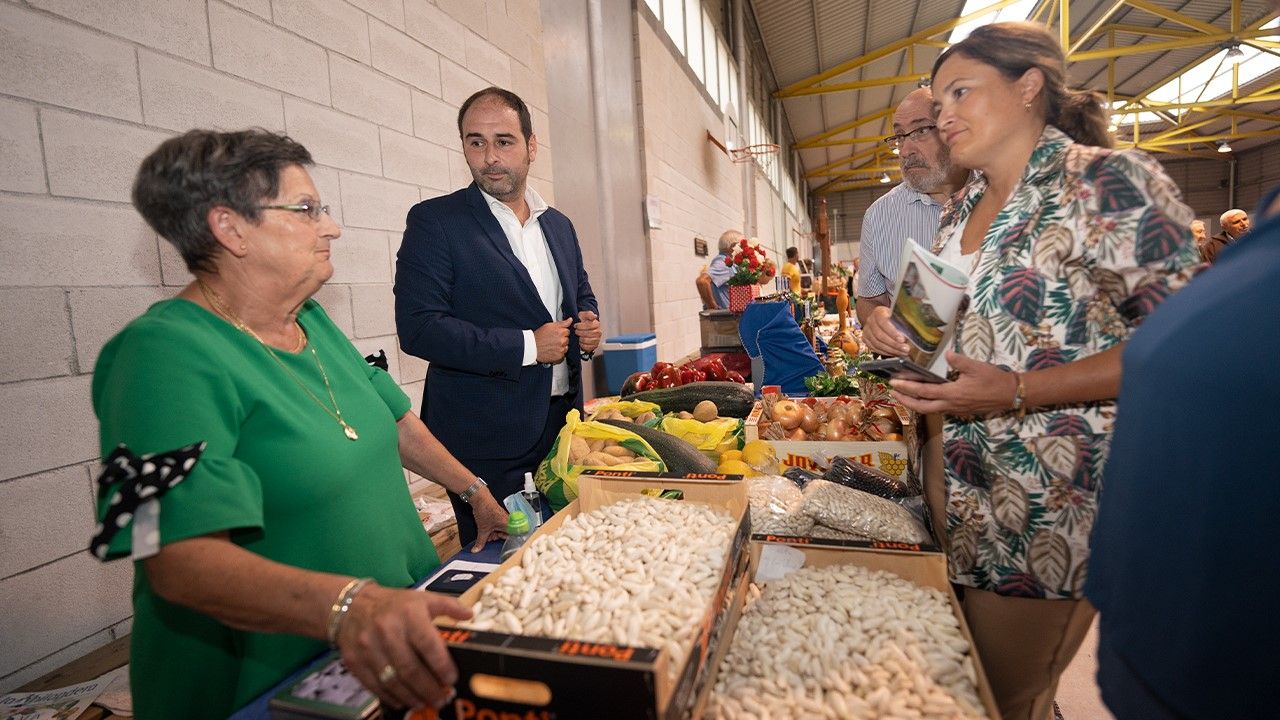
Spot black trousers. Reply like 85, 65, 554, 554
447, 393, 575, 549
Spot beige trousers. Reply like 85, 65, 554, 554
921, 414, 1097, 720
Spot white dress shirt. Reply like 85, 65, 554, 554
481, 186, 569, 396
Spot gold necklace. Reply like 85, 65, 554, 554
197, 280, 359, 441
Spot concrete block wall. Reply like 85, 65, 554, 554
0, 0, 550, 690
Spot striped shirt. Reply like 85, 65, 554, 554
857, 182, 945, 297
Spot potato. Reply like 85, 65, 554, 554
693, 400, 719, 423
634, 411, 656, 425
587, 438, 606, 453
569, 436, 591, 464
581, 451, 617, 467
602, 444, 635, 458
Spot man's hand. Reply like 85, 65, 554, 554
534, 318, 573, 364
337, 585, 471, 711
574, 310, 602, 354
861, 305, 911, 357
469, 491, 508, 553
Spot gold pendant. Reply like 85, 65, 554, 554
342, 423, 359, 441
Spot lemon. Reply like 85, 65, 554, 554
720, 449, 744, 463
742, 440, 776, 467
717, 459, 755, 476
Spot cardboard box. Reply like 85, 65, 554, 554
698, 310, 744, 350
744, 397, 920, 484
734, 537, 1002, 719
435, 472, 751, 720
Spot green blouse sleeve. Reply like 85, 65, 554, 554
92, 311, 265, 555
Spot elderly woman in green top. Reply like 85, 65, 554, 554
92, 129, 508, 719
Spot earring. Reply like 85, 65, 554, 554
1023, 101, 1032, 110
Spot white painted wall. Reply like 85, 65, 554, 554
0, 0, 551, 690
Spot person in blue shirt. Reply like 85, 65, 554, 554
1086, 186, 1280, 720
697, 229, 743, 310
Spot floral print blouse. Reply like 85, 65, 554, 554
932, 125, 1200, 599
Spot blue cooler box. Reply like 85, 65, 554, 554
600, 332, 658, 395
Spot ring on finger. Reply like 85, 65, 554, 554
378, 664, 398, 685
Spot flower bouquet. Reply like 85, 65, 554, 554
727, 238, 768, 311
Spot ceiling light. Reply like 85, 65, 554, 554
1107, 117, 1119, 132
1217, 140, 1233, 153
879, 172, 891, 184
1225, 43, 1245, 62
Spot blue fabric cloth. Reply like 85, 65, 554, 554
1085, 185, 1280, 720
738, 301, 822, 395
708, 252, 732, 309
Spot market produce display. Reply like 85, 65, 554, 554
599, 418, 719, 474
717, 439, 780, 477
756, 395, 905, 442
745, 475, 814, 536
621, 359, 747, 396
458, 497, 738, 680
707, 564, 988, 719
628, 381, 757, 419
799, 480, 930, 544
535, 411, 667, 510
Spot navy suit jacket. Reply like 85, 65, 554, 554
394, 183, 597, 461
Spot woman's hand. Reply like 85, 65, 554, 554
861, 305, 911, 357
470, 491, 508, 553
337, 585, 472, 711
890, 351, 1017, 415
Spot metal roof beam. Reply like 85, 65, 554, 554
776, 0, 1025, 98
795, 108, 892, 148
1070, 27, 1276, 62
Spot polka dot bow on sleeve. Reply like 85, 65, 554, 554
90, 442, 206, 562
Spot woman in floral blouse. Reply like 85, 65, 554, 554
864, 22, 1201, 720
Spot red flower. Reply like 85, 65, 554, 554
739, 238, 749, 248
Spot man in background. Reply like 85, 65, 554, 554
782, 247, 803, 294
697, 229, 743, 309
856, 87, 968, 338
1200, 209, 1249, 264
1190, 219, 1207, 249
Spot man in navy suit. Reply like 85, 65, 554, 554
395, 87, 601, 550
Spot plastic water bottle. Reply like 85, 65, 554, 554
521, 472, 543, 528
499, 511, 533, 562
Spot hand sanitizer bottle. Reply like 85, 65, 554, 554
521, 471, 543, 527
499, 511, 533, 562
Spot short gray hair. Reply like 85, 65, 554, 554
1220, 209, 1245, 226
718, 229, 743, 254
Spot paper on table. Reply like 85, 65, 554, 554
0, 666, 127, 720
754, 543, 807, 584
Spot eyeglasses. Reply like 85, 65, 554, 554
259, 202, 331, 221
883, 125, 937, 148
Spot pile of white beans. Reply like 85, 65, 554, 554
707, 564, 989, 720
459, 497, 738, 677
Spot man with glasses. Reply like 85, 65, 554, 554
855, 87, 968, 330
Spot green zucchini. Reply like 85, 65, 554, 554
624, 382, 756, 418
598, 419, 719, 474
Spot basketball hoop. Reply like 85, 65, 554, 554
729, 143, 781, 164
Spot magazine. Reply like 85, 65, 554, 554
862, 240, 969, 383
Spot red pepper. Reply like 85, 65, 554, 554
726, 370, 744, 383
650, 361, 672, 377
634, 373, 652, 392
694, 369, 708, 382
702, 359, 727, 381
655, 367, 681, 388
679, 366, 697, 385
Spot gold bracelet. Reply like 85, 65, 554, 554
326, 577, 372, 648
1011, 371, 1028, 419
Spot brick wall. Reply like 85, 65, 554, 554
0, 0, 550, 690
